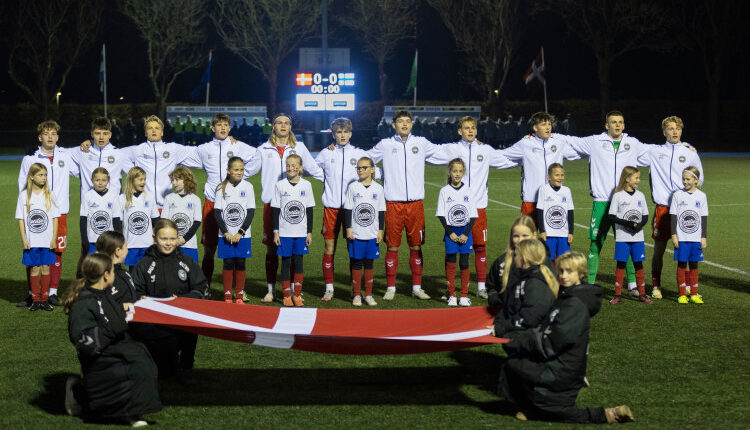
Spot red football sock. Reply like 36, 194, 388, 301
40, 273, 50, 301
651, 269, 662, 288
689, 268, 699, 295
614, 268, 625, 296
222, 270, 233, 299
49, 253, 62, 291
409, 249, 423, 286
202, 254, 215, 284
474, 246, 487, 283
460, 268, 470, 298
445, 260, 457, 297
635, 268, 646, 295
281, 280, 291, 298
235, 270, 246, 296
677, 267, 687, 296
265, 251, 278, 285
30, 274, 40, 302
293, 272, 304, 297
322, 254, 334, 285
351, 268, 362, 296
385, 250, 398, 288
364, 268, 374, 296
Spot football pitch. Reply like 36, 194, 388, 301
1, 157, 749, 429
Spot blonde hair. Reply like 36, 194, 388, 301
358, 156, 376, 180
215, 156, 245, 199
286, 153, 303, 167
516, 239, 559, 298
446, 158, 465, 184
24, 163, 54, 213
683, 166, 701, 189
37, 120, 60, 134
661, 115, 684, 130
62, 253, 113, 314
91, 167, 110, 183
269, 114, 297, 148
547, 162, 563, 176
501, 216, 538, 291
458, 116, 477, 128
144, 115, 164, 130
615, 166, 639, 192
124, 166, 147, 209
556, 251, 588, 282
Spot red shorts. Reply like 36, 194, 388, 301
262, 203, 274, 246
521, 201, 537, 217
651, 204, 670, 241
385, 201, 425, 248
201, 199, 219, 247
55, 214, 67, 253
321, 207, 346, 240
472, 209, 488, 246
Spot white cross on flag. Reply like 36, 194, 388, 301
523, 49, 545, 86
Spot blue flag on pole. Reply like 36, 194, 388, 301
190, 52, 212, 100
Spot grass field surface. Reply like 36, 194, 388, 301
1, 156, 749, 429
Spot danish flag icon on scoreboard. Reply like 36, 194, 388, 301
296, 73, 313, 86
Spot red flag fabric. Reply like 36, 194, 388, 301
132, 297, 507, 355
523, 50, 545, 85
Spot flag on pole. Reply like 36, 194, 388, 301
190, 51, 212, 101
404, 49, 418, 95
523, 49, 545, 86
99, 44, 106, 93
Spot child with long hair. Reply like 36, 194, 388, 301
272, 154, 315, 307
344, 157, 385, 306
162, 166, 202, 264
213, 157, 256, 303
670, 166, 708, 304
95, 231, 137, 304
80, 167, 122, 255
16, 163, 59, 311
436, 158, 478, 307
492, 238, 558, 338
608, 166, 651, 304
536, 163, 574, 263
63, 253, 161, 425
121, 167, 159, 268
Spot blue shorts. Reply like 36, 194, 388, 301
22, 247, 56, 267
218, 237, 252, 259
614, 241, 646, 263
88, 243, 97, 254
348, 238, 380, 260
181, 247, 199, 263
277, 237, 308, 257
444, 226, 473, 255
545, 236, 571, 260
674, 242, 703, 262
124, 247, 147, 266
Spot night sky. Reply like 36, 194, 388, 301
0, 2, 747, 107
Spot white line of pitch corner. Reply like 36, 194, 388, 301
425, 181, 750, 278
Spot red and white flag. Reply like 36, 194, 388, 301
133, 297, 507, 355
523, 48, 546, 86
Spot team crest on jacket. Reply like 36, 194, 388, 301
679, 210, 699, 234
227, 151, 234, 158
447, 205, 469, 226
679, 156, 686, 163
163, 151, 170, 159
107, 156, 115, 163
27, 209, 49, 233
550, 145, 557, 152
289, 150, 296, 155
171, 213, 190, 235
545, 205, 566, 229
177, 269, 187, 281
223, 203, 244, 227
300, 190, 306, 197
128, 212, 150, 235
624, 143, 631, 151
90, 211, 112, 234
477, 154, 483, 161
354, 203, 375, 227
411, 146, 419, 154
283, 201, 305, 224
350, 158, 357, 165
58, 160, 65, 167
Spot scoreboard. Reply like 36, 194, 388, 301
295, 72, 356, 111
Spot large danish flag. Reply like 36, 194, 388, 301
133, 297, 507, 355
523, 49, 546, 86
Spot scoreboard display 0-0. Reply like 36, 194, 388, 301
295, 72, 355, 111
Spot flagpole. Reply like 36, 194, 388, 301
102, 44, 108, 118
205, 50, 212, 108
413, 49, 418, 106
541, 46, 548, 113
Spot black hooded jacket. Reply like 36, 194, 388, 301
486, 249, 556, 308
493, 264, 557, 338
108, 264, 138, 304
131, 245, 208, 299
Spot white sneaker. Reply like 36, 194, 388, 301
321, 290, 334, 301
412, 289, 430, 300
383, 289, 396, 300
364, 296, 377, 306
352, 296, 362, 306
459, 297, 472, 307
447, 296, 458, 307
440, 292, 448, 301
260, 291, 274, 303
64, 376, 82, 417
131, 419, 148, 428
477, 289, 488, 299
627, 289, 640, 298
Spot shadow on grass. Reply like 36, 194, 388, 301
701, 272, 750, 295
0, 278, 30, 305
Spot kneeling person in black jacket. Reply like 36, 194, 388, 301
131, 219, 209, 386
497, 251, 634, 424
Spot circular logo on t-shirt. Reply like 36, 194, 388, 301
171, 213, 191, 236
283, 200, 305, 224
545, 205, 566, 229
678, 210, 700, 234
27, 209, 49, 233
127, 211, 150, 235
223, 202, 244, 227
353, 203, 375, 227
447, 204, 469, 226
623, 209, 641, 223
90, 210, 111, 234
